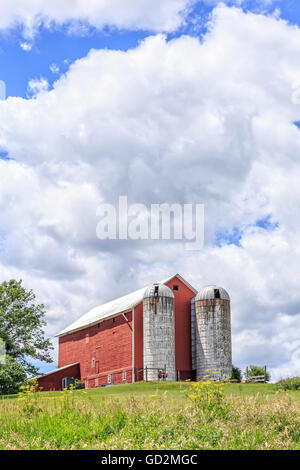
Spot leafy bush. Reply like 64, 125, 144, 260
277, 377, 300, 391
75, 379, 85, 389
231, 365, 242, 382
0, 355, 27, 395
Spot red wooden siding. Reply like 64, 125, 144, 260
59, 311, 133, 387
37, 363, 80, 391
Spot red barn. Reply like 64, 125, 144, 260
38, 274, 198, 390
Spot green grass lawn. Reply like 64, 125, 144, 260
0, 381, 299, 450
0, 380, 280, 400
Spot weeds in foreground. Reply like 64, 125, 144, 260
0, 382, 299, 450
187, 370, 230, 420
18, 379, 42, 416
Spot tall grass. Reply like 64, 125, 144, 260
0, 382, 299, 450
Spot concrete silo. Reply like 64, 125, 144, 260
195, 285, 232, 380
143, 283, 176, 381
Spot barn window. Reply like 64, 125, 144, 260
108, 374, 112, 384
97, 323, 100, 328
112, 318, 116, 323
85, 334, 89, 344
173, 285, 179, 291
123, 371, 126, 381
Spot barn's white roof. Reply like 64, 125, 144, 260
57, 273, 197, 337
36, 362, 80, 379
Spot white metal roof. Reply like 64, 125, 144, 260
57, 273, 197, 337
36, 362, 80, 379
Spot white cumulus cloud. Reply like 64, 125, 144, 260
27, 77, 49, 96
0, 1, 280, 36
0, 0, 196, 34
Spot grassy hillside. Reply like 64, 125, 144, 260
0, 381, 299, 450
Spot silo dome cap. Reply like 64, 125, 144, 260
143, 283, 174, 299
195, 285, 230, 301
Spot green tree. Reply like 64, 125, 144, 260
0, 280, 53, 375
231, 365, 242, 382
246, 365, 270, 382
0, 355, 27, 395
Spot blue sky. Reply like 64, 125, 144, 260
0, 27, 148, 98
1, 1, 300, 380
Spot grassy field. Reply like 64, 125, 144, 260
0, 381, 299, 450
